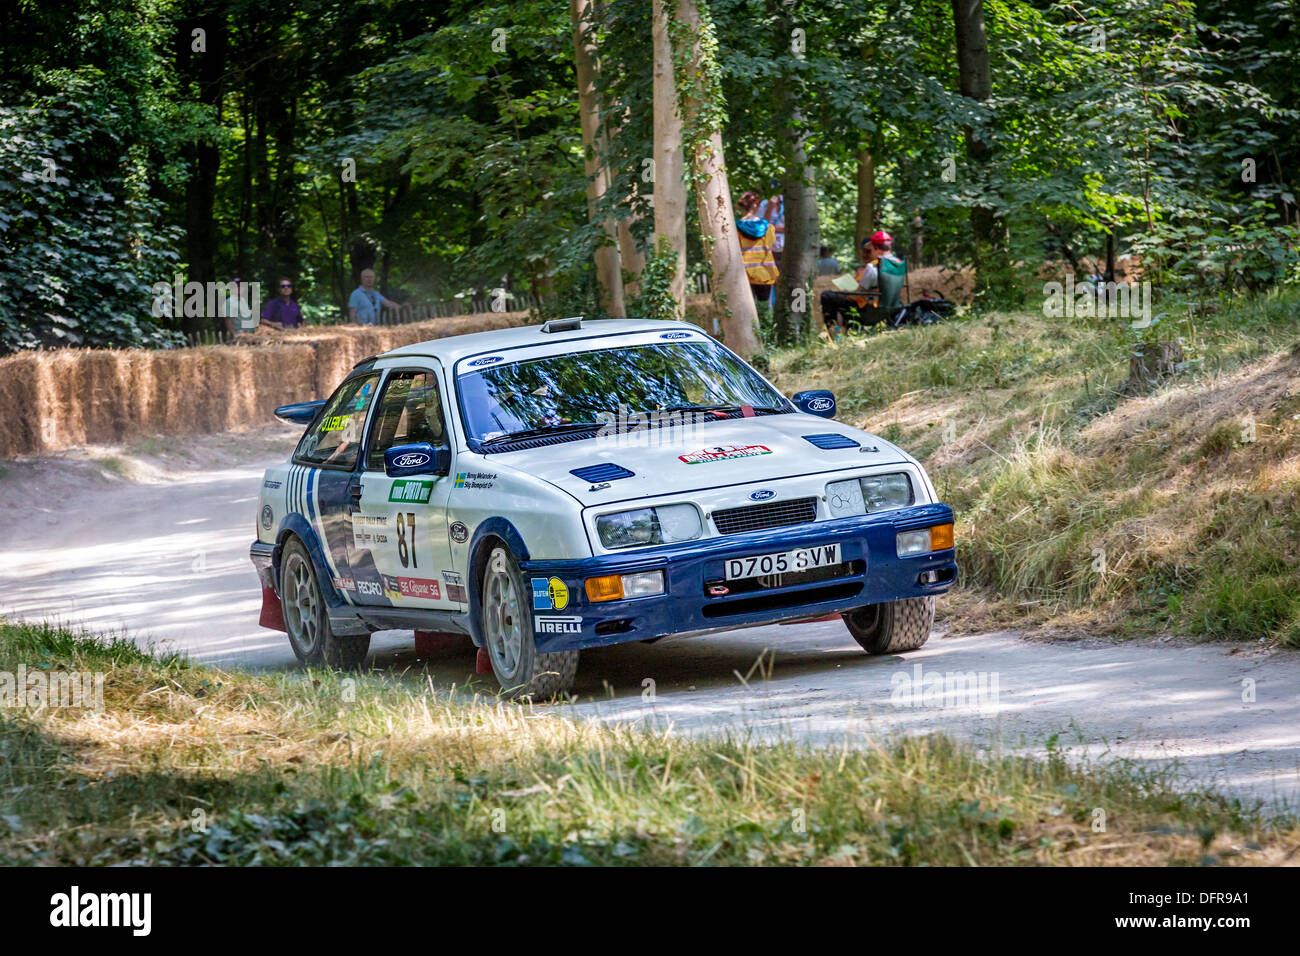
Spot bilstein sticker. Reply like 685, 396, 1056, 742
531, 577, 569, 610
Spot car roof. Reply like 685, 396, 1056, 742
377, 318, 706, 366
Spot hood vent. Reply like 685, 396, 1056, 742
569, 463, 635, 483
803, 433, 860, 450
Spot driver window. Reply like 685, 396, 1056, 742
366, 369, 447, 471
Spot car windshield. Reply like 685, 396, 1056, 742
458, 340, 789, 444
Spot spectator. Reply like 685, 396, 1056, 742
817, 246, 840, 275
348, 268, 400, 325
260, 277, 303, 330
758, 193, 785, 272
218, 277, 254, 334
736, 191, 779, 308
820, 231, 902, 334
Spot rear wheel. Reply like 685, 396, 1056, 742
480, 545, 578, 701
843, 596, 935, 655
280, 538, 370, 669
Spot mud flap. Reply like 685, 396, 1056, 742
476, 647, 492, 674
259, 584, 287, 632
414, 630, 471, 656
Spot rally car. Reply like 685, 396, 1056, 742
250, 316, 957, 699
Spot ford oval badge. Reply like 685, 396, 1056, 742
660, 331, 693, 340
750, 489, 776, 501
808, 397, 833, 412
395, 452, 430, 468
468, 355, 504, 367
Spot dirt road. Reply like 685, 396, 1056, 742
1, 428, 1296, 807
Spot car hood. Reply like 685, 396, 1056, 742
483, 413, 910, 507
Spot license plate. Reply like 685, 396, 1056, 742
725, 544, 841, 581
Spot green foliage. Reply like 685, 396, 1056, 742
629, 237, 683, 321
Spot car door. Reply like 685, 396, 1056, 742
290, 369, 384, 596
348, 365, 461, 610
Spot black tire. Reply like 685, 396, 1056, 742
279, 537, 370, 669
478, 544, 579, 701
843, 596, 935, 655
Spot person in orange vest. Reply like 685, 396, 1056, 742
735, 190, 779, 307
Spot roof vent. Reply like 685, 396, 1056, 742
541, 316, 583, 333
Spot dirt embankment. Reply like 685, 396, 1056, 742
0, 312, 528, 459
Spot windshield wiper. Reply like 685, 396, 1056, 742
480, 421, 603, 446
656, 402, 787, 416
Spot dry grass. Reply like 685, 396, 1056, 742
1, 621, 1294, 866
770, 289, 1300, 644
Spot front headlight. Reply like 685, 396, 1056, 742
826, 472, 914, 517
596, 504, 703, 549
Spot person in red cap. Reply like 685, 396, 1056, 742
821, 231, 902, 335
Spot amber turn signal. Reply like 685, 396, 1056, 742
930, 523, 955, 551
585, 575, 624, 602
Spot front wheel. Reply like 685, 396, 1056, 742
279, 538, 370, 669
480, 545, 579, 701
843, 596, 935, 655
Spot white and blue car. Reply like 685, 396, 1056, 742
251, 317, 957, 698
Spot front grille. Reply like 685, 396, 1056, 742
711, 496, 818, 536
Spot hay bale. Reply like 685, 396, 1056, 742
2, 308, 533, 459
0, 353, 43, 457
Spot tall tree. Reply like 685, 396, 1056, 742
651, 0, 688, 320
572, 0, 626, 316
950, 0, 998, 257
769, 0, 819, 346
670, 0, 760, 356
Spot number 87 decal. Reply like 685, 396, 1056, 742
396, 512, 417, 567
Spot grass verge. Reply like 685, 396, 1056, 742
0, 621, 1295, 865
770, 289, 1300, 644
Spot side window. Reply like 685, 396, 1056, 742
365, 370, 447, 471
295, 372, 382, 469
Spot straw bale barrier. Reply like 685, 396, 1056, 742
0, 311, 528, 459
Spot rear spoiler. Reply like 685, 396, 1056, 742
274, 399, 326, 425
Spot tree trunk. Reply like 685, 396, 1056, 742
855, 149, 875, 251
652, 0, 687, 321
671, 0, 759, 356
572, 0, 626, 317
177, 8, 225, 334
951, 0, 999, 257
770, 0, 818, 346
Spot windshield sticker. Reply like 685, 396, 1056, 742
467, 355, 504, 367
660, 330, 694, 340
679, 444, 772, 465
389, 479, 435, 503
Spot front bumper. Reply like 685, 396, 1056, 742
521, 503, 957, 652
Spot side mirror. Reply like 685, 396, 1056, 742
274, 399, 326, 425
384, 442, 451, 478
792, 389, 837, 419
